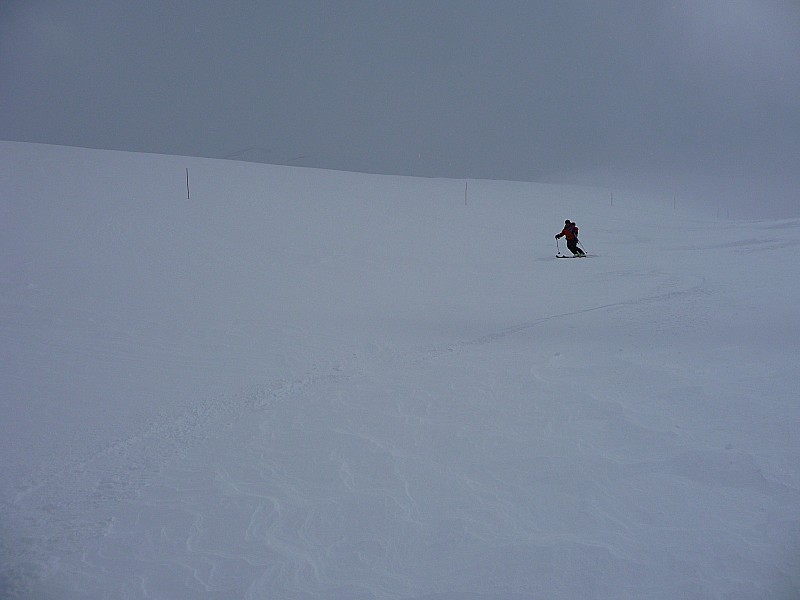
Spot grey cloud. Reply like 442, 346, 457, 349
2, 0, 798, 217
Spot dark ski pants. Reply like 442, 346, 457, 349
567, 239, 585, 256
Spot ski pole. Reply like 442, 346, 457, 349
556, 238, 562, 256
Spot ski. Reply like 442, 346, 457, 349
556, 254, 595, 259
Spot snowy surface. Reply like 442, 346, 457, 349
1, 141, 799, 599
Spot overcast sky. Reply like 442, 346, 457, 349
2, 1, 799, 216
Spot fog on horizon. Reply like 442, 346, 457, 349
1, 0, 798, 218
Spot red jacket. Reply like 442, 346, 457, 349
556, 224, 579, 240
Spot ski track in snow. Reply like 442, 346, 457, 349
1, 366, 357, 591
422, 271, 707, 358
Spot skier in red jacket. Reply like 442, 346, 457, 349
555, 220, 586, 256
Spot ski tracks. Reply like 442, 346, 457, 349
0, 367, 355, 599
417, 270, 707, 362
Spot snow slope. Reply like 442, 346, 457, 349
1, 141, 799, 599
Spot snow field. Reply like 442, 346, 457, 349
1, 142, 799, 599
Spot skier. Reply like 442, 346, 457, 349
555, 220, 586, 256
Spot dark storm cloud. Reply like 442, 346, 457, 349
2, 0, 798, 216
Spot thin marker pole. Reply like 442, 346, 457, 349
186, 168, 190, 200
